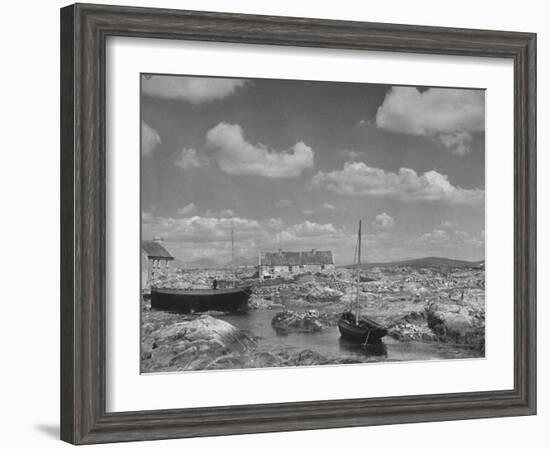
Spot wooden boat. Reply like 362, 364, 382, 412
150, 285, 251, 313
338, 220, 387, 345
150, 229, 251, 313
338, 311, 387, 343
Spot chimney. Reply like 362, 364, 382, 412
311, 249, 317, 254
278, 248, 283, 256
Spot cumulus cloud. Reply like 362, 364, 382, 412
143, 213, 342, 254
309, 161, 483, 205
141, 211, 154, 222
143, 215, 264, 244
416, 229, 449, 245
265, 218, 285, 231
440, 220, 458, 229
142, 75, 247, 104
175, 148, 208, 169
302, 209, 315, 215
276, 221, 338, 242
374, 212, 395, 230
204, 209, 236, 218
415, 228, 483, 248
439, 132, 473, 155
273, 221, 355, 255
376, 86, 484, 155
357, 119, 372, 128
143, 213, 359, 263
206, 122, 314, 178
276, 199, 293, 207
339, 149, 362, 159
177, 203, 197, 216
322, 203, 336, 210
141, 121, 161, 157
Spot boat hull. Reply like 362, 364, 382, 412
338, 313, 387, 344
150, 286, 251, 313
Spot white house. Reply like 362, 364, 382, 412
141, 237, 174, 287
259, 249, 335, 279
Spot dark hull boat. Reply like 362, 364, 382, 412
338, 220, 387, 345
150, 286, 251, 313
338, 312, 387, 344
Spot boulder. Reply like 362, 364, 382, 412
271, 310, 324, 334
252, 352, 284, 368
142, 315, 256, 372
426, 302, 485, 350
291, 349, 328, 366
305, 285, 343, 302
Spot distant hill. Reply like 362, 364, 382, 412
343, 257, 484, 269
224, 256, 258, 268
173, 258, 218, 269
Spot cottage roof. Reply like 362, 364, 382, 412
141, 241, 174, 260
261, 250, 333, 266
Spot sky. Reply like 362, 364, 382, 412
141, 74, 485, 265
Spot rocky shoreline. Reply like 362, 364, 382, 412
141, 265, 485, 372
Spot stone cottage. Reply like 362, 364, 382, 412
259, 249, 335, 279
141, 237, 174, 287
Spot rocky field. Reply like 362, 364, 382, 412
141, 263, 485, 372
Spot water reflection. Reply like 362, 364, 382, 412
338, 337, 388, 358
218, 309, 480, 363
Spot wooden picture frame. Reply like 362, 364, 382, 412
60, 3, 536, 444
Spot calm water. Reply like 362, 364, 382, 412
221, 308, 481, 363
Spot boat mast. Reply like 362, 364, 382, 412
231, 228, 235, 288
356, 220, 362, 324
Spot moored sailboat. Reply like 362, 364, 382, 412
150, 285, 251, 313
151, 229, 251, 313
338, 220, 387, 344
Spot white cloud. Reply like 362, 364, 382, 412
416, 229, 449, 245
322, 203, 336, 210
141, 121, 161, 157
265, 218, 285, 230
276, 199, 293, 207
439, 132, 473, 155
276, 221, 339, 242
219, 209, 235, 218
143, 215, 265, 244
205, 209, 236, 218
142, 75, 247, 104
440, 220, 458, 229
175, 148, 208, 169
144, 214, 361, 263
177, 203, 197, 216
339, 149, 362, 159
273, 221, 355, 254
206, 122, 314, 178
415, 228, 483, 249
376, 87, 484, 155
302, 209, 315, 215
357, 119, 372, 128
310, 161, 483, 205
374, 212, 395, 230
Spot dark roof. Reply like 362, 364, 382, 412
141, 241, 174, 260
261, 250, 333, 266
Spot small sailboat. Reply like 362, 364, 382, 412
338, 220, 387, 344
151, 228, 251, 313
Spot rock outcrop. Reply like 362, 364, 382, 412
141, 314, 256, 372
386, 310, 437, 342
304, 285, 343, 302
271, 310, 324, 334
426, 302, 485, 350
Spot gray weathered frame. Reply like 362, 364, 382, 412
60, 3, 536, 444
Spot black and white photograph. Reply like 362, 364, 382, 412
140, 74, 486, 373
